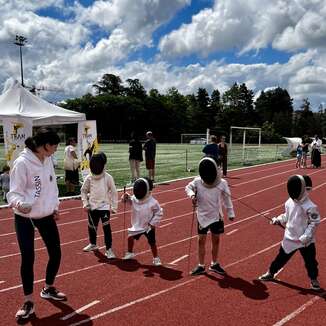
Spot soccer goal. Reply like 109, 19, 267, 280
181, 129, 210, 144
229, 126, 261, 162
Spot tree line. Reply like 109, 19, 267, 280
63, 74, 326, 143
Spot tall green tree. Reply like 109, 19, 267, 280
92, 74, 124, 95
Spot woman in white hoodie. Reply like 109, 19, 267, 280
7, 128, 66, 322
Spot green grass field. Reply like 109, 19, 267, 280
0, 143, 288, 202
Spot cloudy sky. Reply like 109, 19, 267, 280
1, 0, 326, 109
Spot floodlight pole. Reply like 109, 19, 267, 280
14, 35, 27, 87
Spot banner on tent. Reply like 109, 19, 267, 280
77, 120, 99, 179
3, 117, 33, 167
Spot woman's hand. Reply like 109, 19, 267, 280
17, 202, 32, 214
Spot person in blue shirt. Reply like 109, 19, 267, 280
202, 135, 219, 159
296, 143, 303, 168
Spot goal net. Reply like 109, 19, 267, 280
181, 129, 210, 144
229, 126, 261, 162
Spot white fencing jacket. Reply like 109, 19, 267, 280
275, 195, 320, 253
128, 195, 163, 235
185, 177, 235, 228
81, 172, 118, 212
7, 148, 59, 218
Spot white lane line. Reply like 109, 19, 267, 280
0, 281, 5, 284
61, 300, 100, 320
272, 294, 325, 326
68, 234, 300, 326
159, 222, 173, 229
226, 229, 238, 236
168, 255, 188, 265
68, 279, 197, 326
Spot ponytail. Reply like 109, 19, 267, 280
25, 128, 60, 152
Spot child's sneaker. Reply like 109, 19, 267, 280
153, 257, 162, 266
190, 265, 206, 276
40, 287, 67, 301
83, 243, 99, 252
311, 279, 321, 291
105, 248, 116, 259
209, 263, 226, 275
258, 271, 275, 281
123, 252, 135, 260
15, 301, 34, 321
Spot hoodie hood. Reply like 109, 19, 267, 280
20, 148, 47, 167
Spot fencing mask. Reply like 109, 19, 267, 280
198, 156, 221, 186
303, 175, 312, 191
90, 152, 107, 175
133, 177, 153, 200
287, 175, 306, 200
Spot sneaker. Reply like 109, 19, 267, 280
40, 287, 67, 301
123, 252, 135, 260
153, 257, 162, 266
15, 301, 34, 320
258, 271, 275, 281
105, 248, 116, 259
209, 263, 226, 275
190, 265, 206, 276
311, 279, 321, 291
83, 243, 99, 252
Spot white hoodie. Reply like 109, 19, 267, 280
7, 148, 59, 218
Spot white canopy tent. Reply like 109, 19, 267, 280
0, 80, 85, 125
282, 137, 302, 156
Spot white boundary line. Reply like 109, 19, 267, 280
60, 300, 101, 321
272, 295, 324, 326
168, 255, 188, 265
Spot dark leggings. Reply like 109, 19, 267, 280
269, 243, 318, 280
15, 214, 61, 296
87, 210, 112, 249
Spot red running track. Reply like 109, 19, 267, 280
0, 157, 326, 325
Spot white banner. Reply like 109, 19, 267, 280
77, 120, 99, 179
3, 117, 33, 167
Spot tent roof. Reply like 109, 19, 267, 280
0, 80, 85, 126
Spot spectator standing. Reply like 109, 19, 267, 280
218, 135, 228, 177
0, 165, 10, 203
63, 137, 79, 195
311, 135, 322, 168
202, 135, 219, 159
301, 137, 309, 168
143, 131, 156, 182
128, 132, 143, 185
7, 128, 66, 322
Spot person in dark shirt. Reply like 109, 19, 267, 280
128, 132, 143, 185
202, 135, 219, 159
218, 135, 228, 177
143, 131, 156, 182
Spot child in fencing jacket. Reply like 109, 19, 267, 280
259, 174, 321, 291
122, 177, 163, 266
185, 156, 235, 276
81, 152, 118, 259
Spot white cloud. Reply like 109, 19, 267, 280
159, 0, 326, 57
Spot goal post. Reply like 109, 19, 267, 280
181, 129, 210, 144
229, 126, 262, 161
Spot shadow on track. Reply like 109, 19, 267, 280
17, 300, 93, 326
93, 251, 183, 281
205, 273, 269, 300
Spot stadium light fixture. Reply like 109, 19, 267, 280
14, 34, 27, 87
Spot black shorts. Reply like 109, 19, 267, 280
198, 220, 224, 235
132, 228, 156, 245
65, 169, 79, 184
